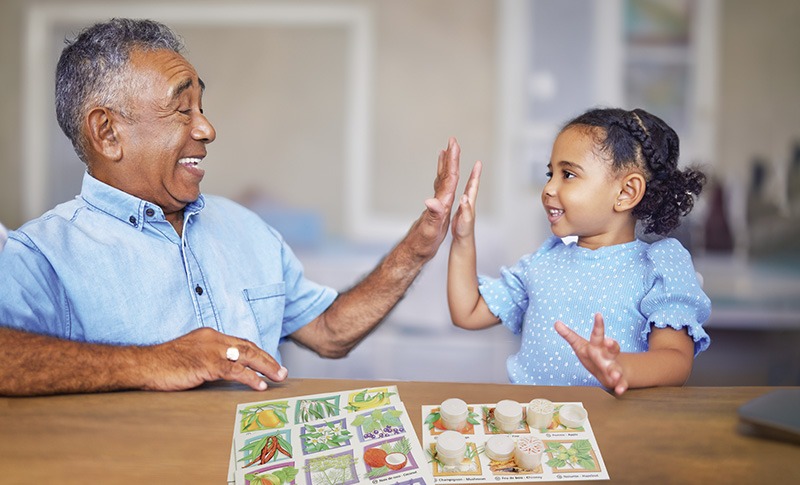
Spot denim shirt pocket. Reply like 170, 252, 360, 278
243, 283, 286, 337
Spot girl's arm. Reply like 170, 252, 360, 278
555, 313, 694, 395
447, 161, 499, 330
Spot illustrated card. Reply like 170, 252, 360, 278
421, 401, 609, 482
229, 386, 435, 485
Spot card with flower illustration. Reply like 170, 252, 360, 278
234, 401, 433, 485
228, 386, 434, 485
228, 386, 402, 482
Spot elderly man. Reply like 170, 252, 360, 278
0, 19, 462, 396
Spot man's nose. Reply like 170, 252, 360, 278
192, 112, 216, 143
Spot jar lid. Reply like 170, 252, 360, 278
485, 435, 515, 461
495, 399, 522, 420
436, 430, 467, 455
440, 398, 468, 418
528, 398, 555, 414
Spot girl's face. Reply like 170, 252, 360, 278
542, 126, 632, 249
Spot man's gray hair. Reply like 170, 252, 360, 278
55, 18, 184, 163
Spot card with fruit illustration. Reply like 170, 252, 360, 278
421, 401, 609, 482
235, 387, 401, 436
228, 387, 433, 485
233, 401, 433, 485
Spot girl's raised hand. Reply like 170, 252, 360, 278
554, 313, 629, 395
451, 161, 483, 240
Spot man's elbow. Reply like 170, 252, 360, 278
317, 347, 350, 359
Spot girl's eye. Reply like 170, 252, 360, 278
563, 171, 576, 179
545, 171, 553, 179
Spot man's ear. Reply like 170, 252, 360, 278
85, 107, 122, 161
615, 172, 646, 211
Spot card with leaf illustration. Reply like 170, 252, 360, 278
234, 401, 433, 485
234, 386, 401, 437
228, 386, 401, 483
421, 401, 609, 482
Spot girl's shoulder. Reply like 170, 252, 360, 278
641, 237, 698, 277
643, 237, 692, 260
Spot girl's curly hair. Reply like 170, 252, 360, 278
563, 107, 706, 236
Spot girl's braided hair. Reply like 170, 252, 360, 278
563, 108, 706, 236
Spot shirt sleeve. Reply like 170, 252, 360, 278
275, 229, 338, 340
0, 233, 69, 338
639, 238, 711, 356
478, 267, 528, 334
477, 237, 560, 334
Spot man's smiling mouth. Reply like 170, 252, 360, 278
178, 157, 202, 167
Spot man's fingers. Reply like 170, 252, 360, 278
424, 197, 446, 217
434, 137, 461, 201
226, 364, 269, 391
232, 341, 287, 384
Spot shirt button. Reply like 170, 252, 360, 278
129, 216, 137, 226
145, 208, 155, 217
195, 285, 204, 295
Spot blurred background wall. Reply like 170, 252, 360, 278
1, 0, 798, 385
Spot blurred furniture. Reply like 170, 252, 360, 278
0, 379, 797, 484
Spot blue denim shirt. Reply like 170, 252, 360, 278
0, 173, 337, 362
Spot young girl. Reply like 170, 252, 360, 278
448, 108, 711, 395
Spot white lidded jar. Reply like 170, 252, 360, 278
493, 399, 523, 433
439, 398, 469, 431
526, 398, 555, 429
436, 430, 467, 466
485, 435, 515, 462
558, 403, 588, 429
514, 436, 545, 470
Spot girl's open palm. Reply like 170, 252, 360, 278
555, 313, 629, 395
451, 161, 483, 240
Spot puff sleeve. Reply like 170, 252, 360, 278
640, 238, 711, 355
478, 236, 562, 334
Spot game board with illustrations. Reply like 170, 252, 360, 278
421, 400, 609, 482
228, 386, 434, 485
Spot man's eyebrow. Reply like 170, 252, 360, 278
171, 77, 205, 100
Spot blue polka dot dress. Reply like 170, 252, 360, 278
478, 236, 711, 386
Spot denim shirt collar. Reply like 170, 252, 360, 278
78, 171, 206, 231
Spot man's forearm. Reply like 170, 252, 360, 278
0, 326, 288, 396
0, 327, 144, 396
305, 234, 431, 358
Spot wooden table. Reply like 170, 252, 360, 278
0, 379, 797, 484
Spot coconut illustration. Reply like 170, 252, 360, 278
384, 452, 407, 470
364, 448, 388, 468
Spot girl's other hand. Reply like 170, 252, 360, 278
555, 313, 629, 395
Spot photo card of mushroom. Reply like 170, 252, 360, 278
229, 386, 434, 485
422, 398, 609, 482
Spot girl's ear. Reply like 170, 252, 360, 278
85, 107, 123, 162
615, 172, 646, 211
